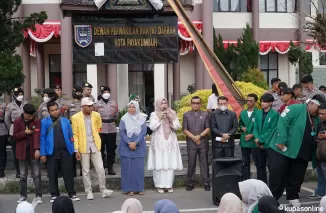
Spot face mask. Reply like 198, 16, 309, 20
43, 97, 51, 103
219, 106, 227, 111
102, 93, 110, 100
16, 95, 24, 102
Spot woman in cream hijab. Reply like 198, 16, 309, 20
121, 198, 143, 213
217, 193, 243, 213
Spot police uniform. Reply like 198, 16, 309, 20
302, 87, 326, 103
38, 88, 63, 119
53, 85, 68, 107
66, 99, 82, 118
5, 88, 27, 177
266, 90, 283, 112
82, 82, 95, 102
0, 99, 8, 177
96, 86, 119, 175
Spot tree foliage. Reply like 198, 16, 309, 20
242, 67, 269, 90
288, 41, 313, 76
0, 0, 47, 93
213, 23, 259, 80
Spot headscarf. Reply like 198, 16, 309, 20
154, 199, 180, 213
217, 193, 243, 213
238, 179, 273, 213
112, 212, 126, 213
121, 101, 146, 138
52, 196, 75, 213
16, 201, 34, 213
319, 196, 326, 213
121, 198, 143, 213
155, 97, 177, 140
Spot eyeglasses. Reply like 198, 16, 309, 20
191, 102, 200, 105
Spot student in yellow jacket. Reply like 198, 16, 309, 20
71, 97, 114, 200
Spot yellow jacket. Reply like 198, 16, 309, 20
71, 111, 102, 154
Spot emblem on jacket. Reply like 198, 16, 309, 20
74, 25, 92, 48
252, 118, 255, 122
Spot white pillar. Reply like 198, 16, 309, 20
288, 62, 296, 86
87, 64, 98, 99
117, 64, 129, 110
154, 64, 166, 101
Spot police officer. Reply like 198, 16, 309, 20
82, 82, 96, 102
38, 88, 61, 119
0, 93, 8, 177
265, 78, 283, 112
5, 87, 27, 178
96, 86, 119, 175
53, 84, 67, 106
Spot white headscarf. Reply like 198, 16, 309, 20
238, 179, 273, 213
121, 198, 143, 213
319, 196, 326, 213
16, 201, 35, 213
217, 193, 243, 213
121, 101, 146, 138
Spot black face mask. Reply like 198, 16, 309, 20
73, 93, 83, 100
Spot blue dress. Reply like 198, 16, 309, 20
118, 121, 147, 192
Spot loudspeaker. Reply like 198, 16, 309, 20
212, 157, 242, 206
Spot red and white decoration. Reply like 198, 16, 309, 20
24, 20, 61, 57
178, 21, 202, 55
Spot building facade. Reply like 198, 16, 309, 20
17, 0, 325, 109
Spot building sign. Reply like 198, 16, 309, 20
72, 15, 179, 64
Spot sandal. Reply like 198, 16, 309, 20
138, 192, 145, 195
157, 188, 164, 194
128, 192, 134, 196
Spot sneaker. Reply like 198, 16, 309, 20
35, 197, 43, 204
168, 188, 174, 193
102, 189, 113, 198
87, 192, 94, 200
289, 199, 301, 207
157, 188, 164, 194
70, 195, 80, 201
50, 197, 57, 203
186, 185, 194, 191
308, 192, 322, 199
17, 197, 26, 203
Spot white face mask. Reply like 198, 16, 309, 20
102, 93, 110, 100
16, 95, 24, 102
219, 105, 228, 111
43, 97, 51, 103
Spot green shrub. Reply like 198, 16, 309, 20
241, 68, 269, 90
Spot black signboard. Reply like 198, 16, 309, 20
72, 14, 179, 64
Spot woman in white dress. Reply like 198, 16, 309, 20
147, 97, 183, 193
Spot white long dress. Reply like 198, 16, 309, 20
147, 112, 183, 188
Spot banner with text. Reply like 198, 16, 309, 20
72, 15, 179, 64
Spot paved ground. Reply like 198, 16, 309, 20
0, 182, 323, 213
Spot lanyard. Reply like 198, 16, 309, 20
308, 112, 316, 137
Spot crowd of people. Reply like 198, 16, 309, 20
1, 73, 326, 212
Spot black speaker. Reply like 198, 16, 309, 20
212, 157, 242, 206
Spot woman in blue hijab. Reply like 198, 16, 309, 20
154, 199, 180, 213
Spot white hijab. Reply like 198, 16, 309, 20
238, 179, 273, 213
121, 101, 146, 138
16, 201, 35, 213
121, 198, 143, 213
319, 196, 326, 213
217, 193, 243, 213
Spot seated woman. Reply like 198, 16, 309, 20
52, 196, 75, 213
217, 193, 243, 213
121, 198, 143, 213
155, 199, 180, 213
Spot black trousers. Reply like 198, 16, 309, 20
187, 148, 210, 186
100, 133, 117, 164
47, 154, 76, 197
258, 196, 285, 213
252, 147, 268, 184
268, 148, 308, 200
213, 147, 234, 159
0, 135, 7, 171
11, 137, 20, 174
241, 147, 252, 180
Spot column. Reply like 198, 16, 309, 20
87, 64, 98, 99
195, 51, 204, 90
173, 62, 180, 101
252, 0, 260, 67
202, 0, 213, 88
117, 64, 129, 109
164, 64, 168, 98
61, 16, 73, 98
22, 41, 31, 99
106, 64, 118, 102
154, 64, 166, 101
36, 43, 45, 89
298, 0, 305, 49
14, 4, 23, 57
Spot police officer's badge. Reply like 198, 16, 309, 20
74, 25, 92, 48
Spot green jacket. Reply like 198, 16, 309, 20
239, 108, 258, 148
269, 104, 319, 167
253, 109, 279, 148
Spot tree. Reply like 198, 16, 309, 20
0, 0, 47, 93
288, 41, 313, 76
213, 23, 259, 80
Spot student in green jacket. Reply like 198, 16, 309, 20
268, 94, 325, 207
239, 93, 258, 180
252, 93, 279, 184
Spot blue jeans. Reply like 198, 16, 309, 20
315, 163, 326, 196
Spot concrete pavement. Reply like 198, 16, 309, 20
0, 182, 322, 213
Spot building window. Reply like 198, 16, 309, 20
49, 54, 61, 87
265, 0, 287, 12
73, 64, 87, 87
214, 0, 251, 12
260, 53, 278, 86
320, 53, 326, 65
293, 0, 311, 14
319, 0, 326, 14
